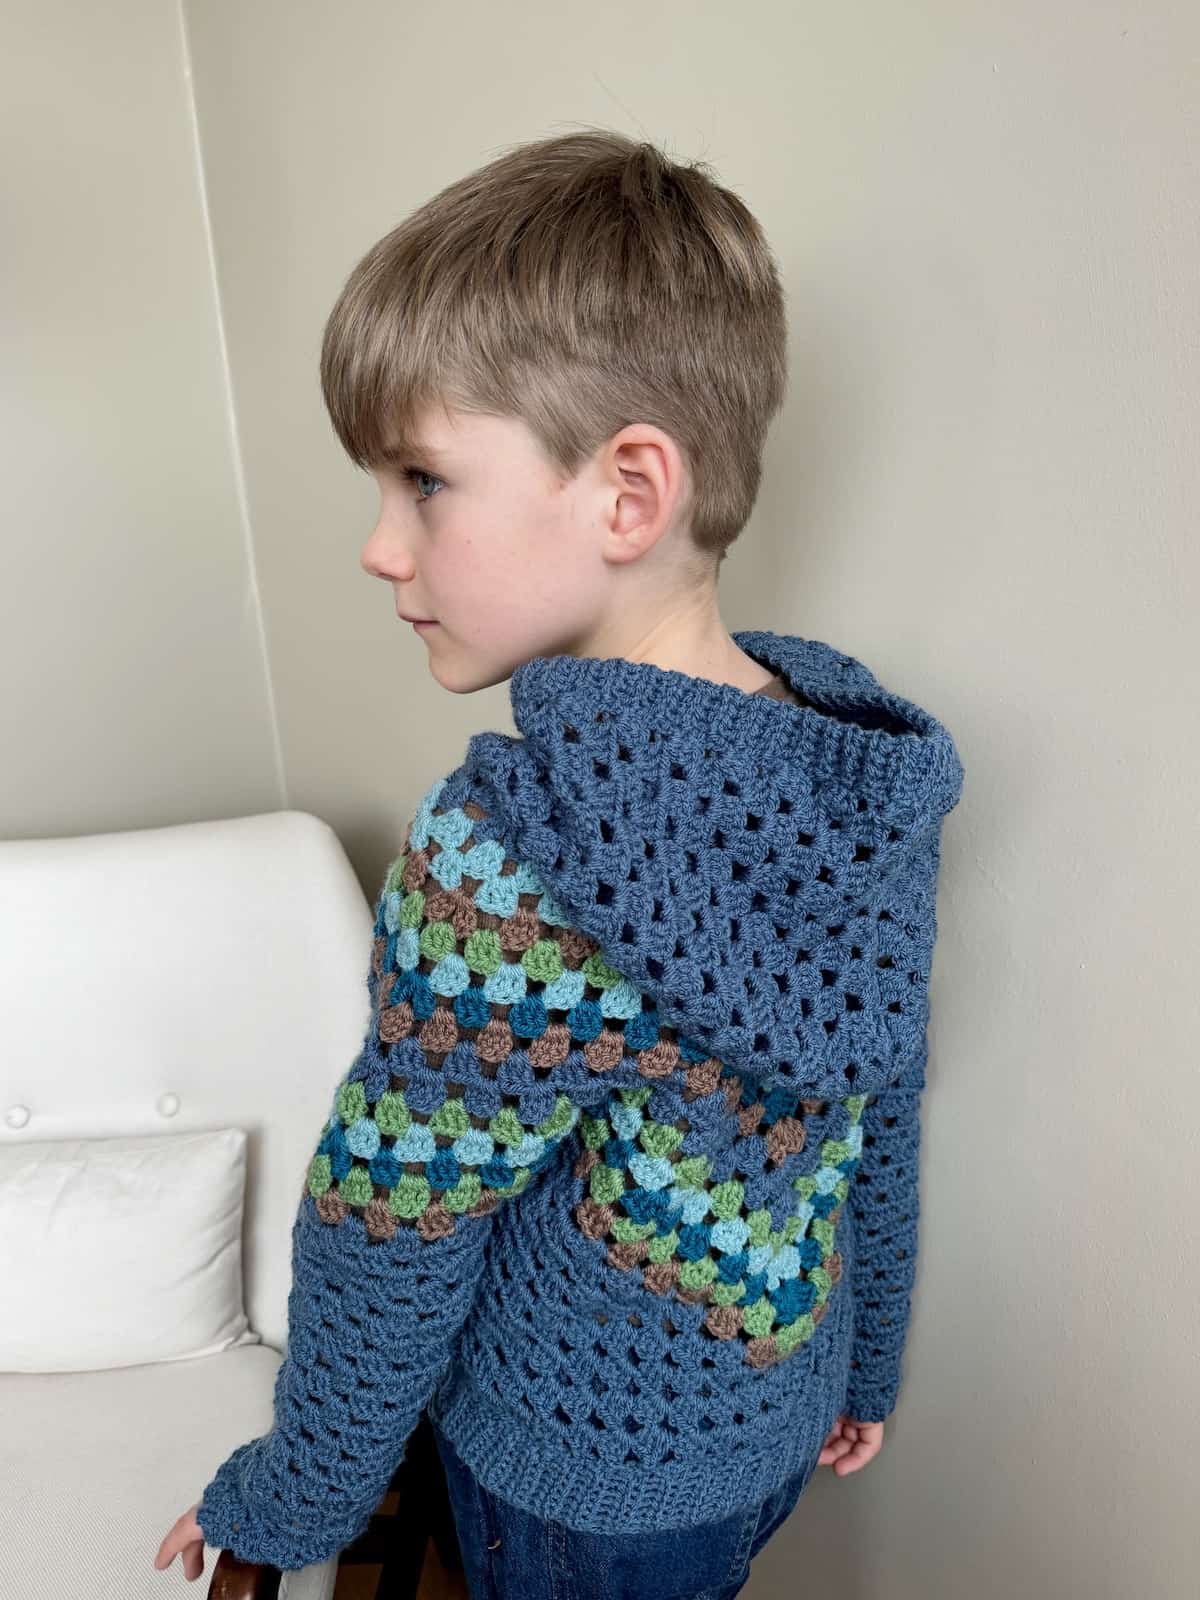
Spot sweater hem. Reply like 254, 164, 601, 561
429, 1344, 851, 1534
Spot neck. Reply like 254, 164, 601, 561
565, 595, 777, 694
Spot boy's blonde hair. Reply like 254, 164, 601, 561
320, 126, 787, 565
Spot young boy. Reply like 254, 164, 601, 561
155, 127, 963, 1597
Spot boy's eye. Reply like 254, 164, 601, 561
400, 466, 444, 503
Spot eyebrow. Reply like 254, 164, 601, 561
379, 439, 453, 466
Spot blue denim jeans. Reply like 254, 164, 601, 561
430, 1419, 820, 1600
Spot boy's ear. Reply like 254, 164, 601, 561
599, 424, 689, 565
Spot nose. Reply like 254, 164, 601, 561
360, 521, 416, 581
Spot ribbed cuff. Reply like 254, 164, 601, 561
841, 1367, 902, 1425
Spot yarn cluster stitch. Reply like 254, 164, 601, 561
306, 778, 868, 1367
461, 630, 964, 1100
305, 783, 588, 1239
574, 1079, 866, 1364
197, 631, 964, 1564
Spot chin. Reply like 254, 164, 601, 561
426, 657, 488, 696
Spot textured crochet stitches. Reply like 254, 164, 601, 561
308, 781, 867, 1364
196, 630, 963, 1568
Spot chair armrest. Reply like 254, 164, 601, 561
207, 1549, 282, 1599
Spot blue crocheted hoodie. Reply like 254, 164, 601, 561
197, 629, 964, 1569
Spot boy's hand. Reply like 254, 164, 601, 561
819, 1413, 885, 1474
153, 1504, 206, 1582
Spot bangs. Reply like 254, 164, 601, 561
319, 249, 472, 470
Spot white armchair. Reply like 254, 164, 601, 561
0, 809, 378, 1599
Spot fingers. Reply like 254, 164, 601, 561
818, 1415, 885, 1474
818, 1415, 844, 1461
832, 1439, 871, 1474
152, 1508, 205, 1578
153, 1533, 205, 1579
822, 1432, 856, 1468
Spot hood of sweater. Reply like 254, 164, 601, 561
457, 629, 964, 1100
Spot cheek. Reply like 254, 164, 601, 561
442, 500, 575, 618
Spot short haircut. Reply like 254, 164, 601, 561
320, 126, 788, 565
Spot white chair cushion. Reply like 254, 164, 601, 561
0, 1127, 261, 1372
0, 1344, 335, 1598
0, 810, 376, 1358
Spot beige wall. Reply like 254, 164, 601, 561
1, 0, 281, 839
8, 0, 1199, 1594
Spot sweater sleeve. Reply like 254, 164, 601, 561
195, 784, 590, 1570
841, 1045, 927, 1423
842, 815, 947, 1425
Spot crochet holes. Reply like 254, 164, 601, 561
573, 1077, 868, 1369
308, 792, 609, 1243
846, 1072, 918, 1375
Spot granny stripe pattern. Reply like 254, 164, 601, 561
197, 632, 963, 1568
307, 782, 868, 1364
